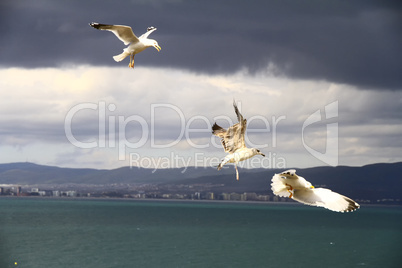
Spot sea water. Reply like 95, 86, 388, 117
0, 198, 401, 268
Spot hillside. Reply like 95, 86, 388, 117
0, 162, 401, 203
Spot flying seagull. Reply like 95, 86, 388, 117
271, 169, 360, 212
212, 101, 265, 180
89, 22, 161, 68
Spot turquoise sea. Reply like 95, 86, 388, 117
0, 198, 401, 268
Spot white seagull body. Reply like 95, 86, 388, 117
89, 22, 161, 68
271, 169, 360, 212
212, 101, 265, 180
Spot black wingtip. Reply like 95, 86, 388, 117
343, 198, 360, 212
212, 122, 223, 133
147, 26, 157, 31
233, 99, 237, 108
233, 99, 245, 123
89, 22, 98, 28
233, 99, 240, 111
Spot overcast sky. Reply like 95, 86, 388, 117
0, 0, 401, 170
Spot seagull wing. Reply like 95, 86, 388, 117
233, 101, 243, 123
232, 101, 247, 149
212, 123, 231, 153
90, 22, 139, 45
212, 120, 246, 153
292, 188, 360, 212
139, 26, 157, 39
226, 122, 246, 153
212, 102, 247, 153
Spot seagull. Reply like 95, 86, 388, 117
89, 22, 161, 68
212, 101, 265, 180
271, 169, 360, 212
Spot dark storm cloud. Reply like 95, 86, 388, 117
1, 0, 401, 90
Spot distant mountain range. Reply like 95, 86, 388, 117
1, 162, 401, 203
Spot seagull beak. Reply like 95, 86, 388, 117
260, 153, 265, 157
310, 186, 315, 189
154, 45, 161, 52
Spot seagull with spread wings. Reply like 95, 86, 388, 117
212, 101, 265, 180
271, 169, 360, 212
89, 22, 161, 68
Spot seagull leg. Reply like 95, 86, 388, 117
235, 164, 239, 181
131, 54, 135, 68
128, 54, 132, 68
285, 183, 293, 198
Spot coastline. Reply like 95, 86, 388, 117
1, 195, 400, 209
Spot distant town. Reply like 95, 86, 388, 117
2, 162, 401, 205
0, 183, 396, 205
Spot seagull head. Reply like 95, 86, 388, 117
279, 170, 297, 179
143, 39, 161, 52
253, 148, 265, 157
152, 40, 161, 52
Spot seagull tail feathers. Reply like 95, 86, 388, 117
113, 51, 130, 62
271, 173, 292, 198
